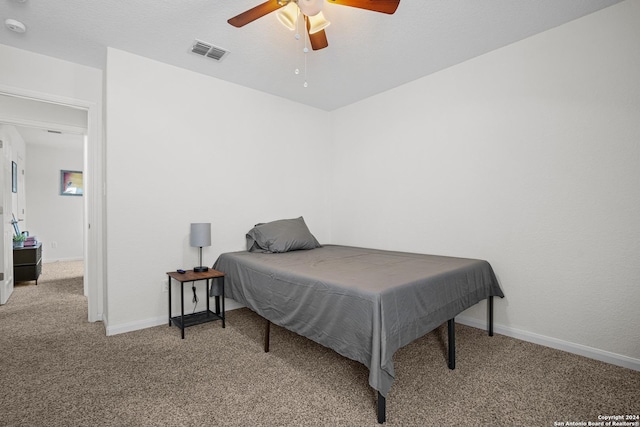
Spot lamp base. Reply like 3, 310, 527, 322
193, 266, 209, 272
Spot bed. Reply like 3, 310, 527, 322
212, 218, 504, 423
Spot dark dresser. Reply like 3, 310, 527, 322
13, 242, 43, 285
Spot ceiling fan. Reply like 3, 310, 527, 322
228, 0, 400, 51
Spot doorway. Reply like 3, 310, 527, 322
0, 91, 103, 322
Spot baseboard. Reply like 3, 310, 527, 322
106, 315, 166, 336
105, 307, 639, 371
43, 257, 84, 263
225, 299, 245, 311
105, 299, 246, 336
456, 315, 640, 372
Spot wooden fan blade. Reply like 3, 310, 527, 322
309, 29, 329, 50
306, 19, 329, 50
327, 0, 400, 14
228, 1, 285, 28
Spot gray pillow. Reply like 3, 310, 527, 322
246, 217, 321, 253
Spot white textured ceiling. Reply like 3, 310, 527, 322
0, 0, 623, 111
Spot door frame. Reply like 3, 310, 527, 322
0, 85, 104, 323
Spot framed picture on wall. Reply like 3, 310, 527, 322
60, 170, 83, 196
11, 161, 17, 193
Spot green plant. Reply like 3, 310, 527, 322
13, 234, 26, 242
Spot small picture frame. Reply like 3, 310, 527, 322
60, 170, 83, 196
11, 161, 17, 193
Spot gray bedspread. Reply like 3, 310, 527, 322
213, 245, 504, 397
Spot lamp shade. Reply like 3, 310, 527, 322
277, 2, 298, 30
190, 223, 211, 247
308, 11, 330, 34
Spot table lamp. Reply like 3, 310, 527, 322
190, 223, 211, 272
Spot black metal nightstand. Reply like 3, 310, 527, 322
166, 269, 225, 339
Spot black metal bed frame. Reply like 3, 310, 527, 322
262, 296, 495, 424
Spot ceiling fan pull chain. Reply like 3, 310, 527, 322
294, 7, 302, 77
303, 16, 309, 87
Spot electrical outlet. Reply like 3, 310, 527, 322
163, 282, 168, 293
51, 241, 58, 248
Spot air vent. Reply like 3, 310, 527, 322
191, 40, 229, 62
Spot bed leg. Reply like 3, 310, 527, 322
448, 318, 456, 370
264, 320, 271, 353
488, 296, 494, 337
377, 391, 386, 424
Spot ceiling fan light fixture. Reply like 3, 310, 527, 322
227, 0, 399, 53
308, 11, 330, 35
297, 0, 324, 17
277, 2, 299, 30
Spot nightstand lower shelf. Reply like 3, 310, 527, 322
170, 310, 223, 329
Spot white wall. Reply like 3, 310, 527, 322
104, 49, 331, 332
330, 1, 640, 365
25, 140, 84, 262
0, 44, 102, 104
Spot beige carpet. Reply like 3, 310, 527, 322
0, 261, 638, 426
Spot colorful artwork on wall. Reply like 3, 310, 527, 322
60, 170, 83, 196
